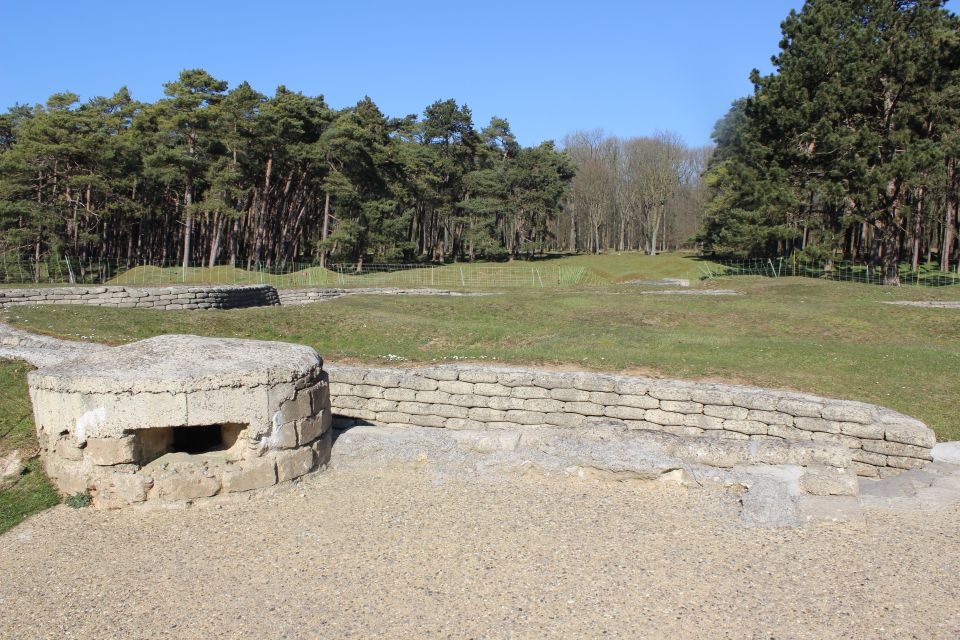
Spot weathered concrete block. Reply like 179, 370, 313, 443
723, 420, 767, 436
222, 456, 277, 493
861, 440, 932, 460
497, 372, 536, 387
408, 414, 447, 428
564, 402, 605, 417
683, 414, 725, 430
647, 383, 692, 401
886, 455, 929, 471
468, 407, 506, 422
704, 405, 749, 420
530, 372, 574, 388
690, 389, 734, 406
767, 424, 814, 441
486, 396, 525, 411
549, 388, 591, 402
512, 386, 551, 400
746, 410, 793, 426
278, 389, 313, 423
375, 411, 413, 424
330, 368, 367, 385
415, 390, 452, 405
644, 409, 686, 426
43, 456, 90, 494
351, 384, 385, 399
270, 421, 298, 449
431, 404, 470, 419
730, 392, 778, 411
438, 380, 474, 395
397, 376, 438, 391
396, 401, 432, 416
604, 406, 648, 421
86, 436, 138, 465
363, 371, 402, 387
809, 431, 862, 449
883, 420, 936, 448
572, 374, 616, 392
474, 383, 512, 397
821, 403, 874, 424
852, 449, 887, 466
794, 417, 840, 434
92, 473, 152, 508
331, 395, 366, 410
154, 470, 221, 501
618, 394, 659, 409
458, 369, 500, 384
298, 412, 331, 445
364, 399, 399, 413
544, 412, 586, 428
777, 398, 822, 418
615, 380, 648, 395
418, 367, 460, 382
837, 421, 885, 440
660, 400, 702, 414
852, 461, 880, 477
384, 387, 418, 402
276, 447, 315, 482
522, 398, 564, 413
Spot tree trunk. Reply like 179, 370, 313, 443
182, 179, 192, 271
942, 157, 957, 272
911, 187, 925, 272
319, 191, 331, 268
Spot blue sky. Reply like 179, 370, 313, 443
1, 1, 802, 147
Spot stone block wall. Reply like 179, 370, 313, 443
0, 284, 279, 310
277, 288, 349, 305
326, 365, 936, 478
28, 335, 332, 508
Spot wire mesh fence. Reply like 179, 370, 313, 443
0, 257, 590, 290
702, 257, 960, 287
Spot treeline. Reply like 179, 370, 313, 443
699, 0, 960, 284
561, 130, 710, 254
0, 70, 575, 270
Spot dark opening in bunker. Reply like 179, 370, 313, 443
172, 425, 224, 454
135, 423, 246, 464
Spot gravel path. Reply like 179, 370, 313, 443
2, 462, 959, 639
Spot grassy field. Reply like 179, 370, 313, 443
5, 269, 960, 441
102, 252, 717, 288
0, 360, 60, 534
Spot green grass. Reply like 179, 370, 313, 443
104, 252, 716, 289
0, 360, 60, 535
6, 273, 960, 441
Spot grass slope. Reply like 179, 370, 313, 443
7, 275, 960, 441
106, 253, 716, 289
0, 360, 59, 534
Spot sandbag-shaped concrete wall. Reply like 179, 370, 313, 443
327, 365, 936, 478
0, 284, 279, 310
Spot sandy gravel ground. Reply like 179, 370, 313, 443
1, 466, 959, 640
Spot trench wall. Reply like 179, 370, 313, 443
0, 285, 279, 310
326, 364, 936, 478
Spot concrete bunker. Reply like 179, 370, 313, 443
27, 335, 333, 508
